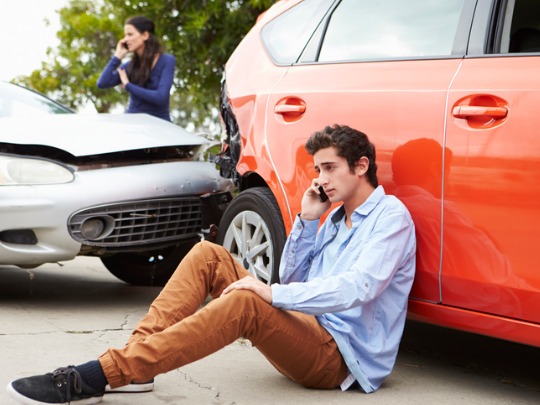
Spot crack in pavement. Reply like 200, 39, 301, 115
176, 369, 233, 404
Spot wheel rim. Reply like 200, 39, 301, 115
222, 210, 274, 284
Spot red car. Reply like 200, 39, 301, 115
216, 0, 540, 347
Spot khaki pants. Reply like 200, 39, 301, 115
99, 241, 348, 389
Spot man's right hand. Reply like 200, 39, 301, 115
300, 179, 331, 221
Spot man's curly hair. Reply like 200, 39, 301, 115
305, 124, 378, 188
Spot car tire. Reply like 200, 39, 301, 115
217, 187, 286, 284
100, 239, 199, 286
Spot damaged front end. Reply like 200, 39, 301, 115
215, 79, 241, 185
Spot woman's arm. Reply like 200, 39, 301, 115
96, 56, 123, 89
124, 54, 176, 106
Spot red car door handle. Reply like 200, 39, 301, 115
274, 104, 306, 114
452, 105, 508, 119
274, 97, 307, 122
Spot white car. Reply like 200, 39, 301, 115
0, 82, 233, 285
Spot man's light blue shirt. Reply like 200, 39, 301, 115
271, 186, 416, 392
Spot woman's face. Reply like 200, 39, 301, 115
123, 24, 149, 55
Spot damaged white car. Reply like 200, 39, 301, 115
0, 82, 233, 285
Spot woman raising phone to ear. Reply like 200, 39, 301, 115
97, 16, 176, 121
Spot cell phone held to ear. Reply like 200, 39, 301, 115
318, 186, 329, 202
122, 42, 129, 50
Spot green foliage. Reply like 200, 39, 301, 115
14, 0, 275, 134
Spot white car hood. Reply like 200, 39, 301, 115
0, 113, 207, 156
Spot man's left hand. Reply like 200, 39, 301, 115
221, 276, 272, 304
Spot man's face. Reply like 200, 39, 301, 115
313, 147, 361, 204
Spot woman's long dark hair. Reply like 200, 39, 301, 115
125, 16, 164, 86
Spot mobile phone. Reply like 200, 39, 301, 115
122, 42, 129, 50
318, 186, 329, 202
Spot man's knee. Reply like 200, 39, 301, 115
192, 240, 228, 256
224, 289, 270, 314
219, 290, 282, 343
184, 240, 222, 262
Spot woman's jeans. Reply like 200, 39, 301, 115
99, 241, 348, 389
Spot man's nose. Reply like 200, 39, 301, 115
317, 176, 328, 186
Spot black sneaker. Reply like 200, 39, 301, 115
7, 366, 104, 404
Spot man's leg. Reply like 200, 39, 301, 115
7, 241, 347, 404
254, 311, 349, 389
100, 241, 348, 389
7, 241, 251, 404
126, 240, 251, 344
104, 239, 252, 392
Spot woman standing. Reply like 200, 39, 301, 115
97, 16, 176, 121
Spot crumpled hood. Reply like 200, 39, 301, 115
0, 113, 208, 157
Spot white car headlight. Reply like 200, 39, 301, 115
0, 154, 74, 185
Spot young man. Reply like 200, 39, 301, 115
7, 124, 416, 404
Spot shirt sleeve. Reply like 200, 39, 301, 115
277, 214, 320, 284
124, 54, 176, 106
272, 205, 415, 315
96, 56, 123, 88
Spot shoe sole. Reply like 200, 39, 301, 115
7, 381, 103, 405
105, 382, 154, 393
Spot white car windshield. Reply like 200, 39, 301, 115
0, 82, 72, 117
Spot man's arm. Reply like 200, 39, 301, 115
220, 179, 332, 303
272, 204, 416, 315
279, 179, 332, 284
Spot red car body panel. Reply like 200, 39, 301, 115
222, 0, 540, 346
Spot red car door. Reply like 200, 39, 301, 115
262, 0, 474, 303
442, 0, 540, 338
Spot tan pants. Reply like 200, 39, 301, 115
99, 241, 348, 389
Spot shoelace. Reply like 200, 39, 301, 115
52, 366, 82, 403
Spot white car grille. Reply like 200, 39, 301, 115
68, 197, 202, 247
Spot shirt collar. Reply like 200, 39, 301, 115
330, 185, 385, 225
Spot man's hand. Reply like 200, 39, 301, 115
300, 179, 331, 221
221, 276, 272, 304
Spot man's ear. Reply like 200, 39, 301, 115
355, 156, 369, 177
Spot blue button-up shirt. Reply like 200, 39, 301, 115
271, 186, 416, 392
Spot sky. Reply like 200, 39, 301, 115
0, 0, 68, 82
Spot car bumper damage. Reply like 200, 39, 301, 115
0, 161, 233, 267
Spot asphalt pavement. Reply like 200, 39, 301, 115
0, 257, 538, 404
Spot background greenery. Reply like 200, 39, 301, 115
15, 0, 274, 135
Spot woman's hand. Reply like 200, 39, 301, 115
221, 276, 272, 304
114, 39, 129, 60
118, 68, 129, 88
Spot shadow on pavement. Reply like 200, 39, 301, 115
400, 320, 540, 392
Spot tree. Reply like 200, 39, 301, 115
15, 0, 275, 134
